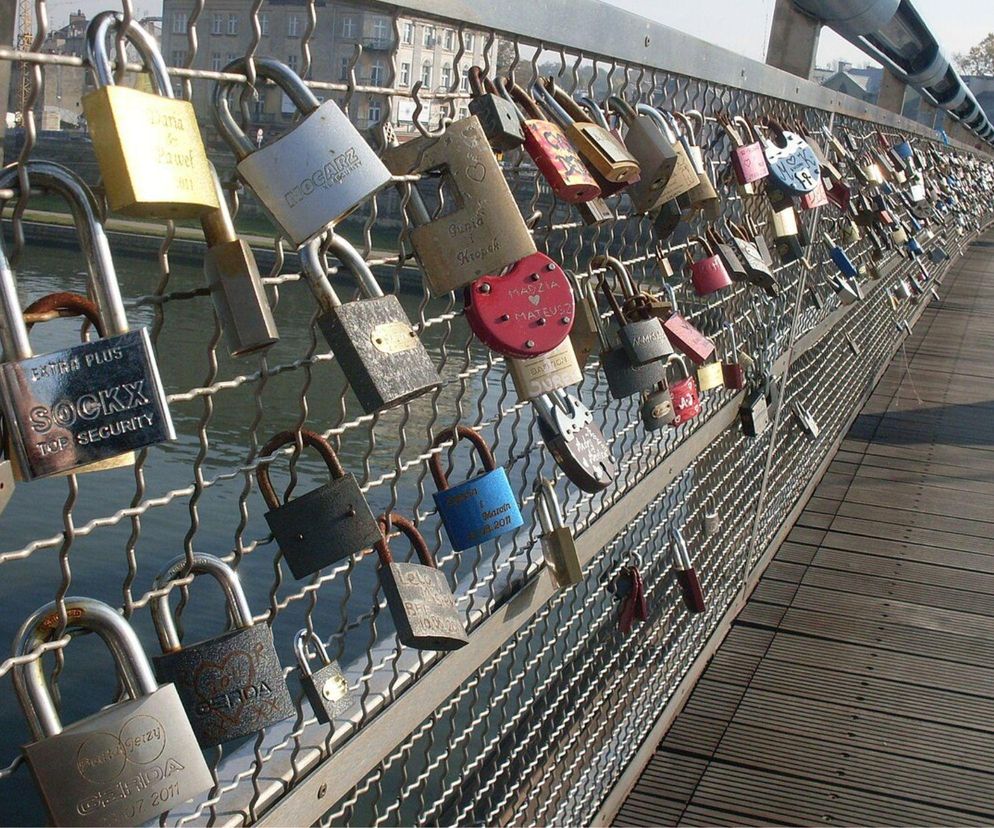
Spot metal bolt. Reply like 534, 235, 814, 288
318, 784, 328, 799
479, 283, 491, 293
525, 340, 535, 349
546, 262, 556, 271
501, 313, 510, 321
530, 272, 540, 281
561, 316, 571, 325
537, 318, 547, 326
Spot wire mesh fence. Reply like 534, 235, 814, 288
0, 0, 990, 825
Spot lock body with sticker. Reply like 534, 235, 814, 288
258, 429, 382, 579
534, 391, 617, 492
83, 12, 217, 218
668, 355, 702, 426
303, 233, 441, 413
376, 512, 469, 650
295, 630, 352, 725
508, 338, 582, 400
13, 597, 213, 827
151, 554, 295, 746
431, 426, 523, 550
0, 161, 175, 481
535, 477, 582, 588
759, 120, 821, 196
214, 58, 390, 247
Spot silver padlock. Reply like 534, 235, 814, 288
213, 57, 391, 247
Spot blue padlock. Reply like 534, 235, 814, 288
908, 237, 924, 256
824, 233, 858, 279
894, 140, 914, 160
430, 425, 523, 551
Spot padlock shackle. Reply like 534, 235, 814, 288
467, 65, 488, 98
0, 237, 32, 362
151, 553, 254, 654
635, 103, 679, 145
665, 353, 691, 381
85, 11, 172, 97
293, 628, 331, 675
0, 160, 130, 340
429, 425, 498, 491
503, 77, 544, 121
606, 95, 637, 127
257, 428, 348, 511
13, 597, 159, 741
329, 233, 384, 299
543, 80, 592, 126
696, 232, 717, 260
669, 526, 693, 570
678, 110, 703, 145
533, 476, 564, 535
23, 291, 108, 338
530, 80, 573, 129
200, 162, 238, 247
213, 57, 321, 161
715, 111, 742, 147
590, 254, 638, 300
299, 238, 344, 313
375, 511, 436, 569
573, 94, 610, 130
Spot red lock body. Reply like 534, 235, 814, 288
464, 252, 574, 358
690, 252, 733, 296
722, 362, 746, 390
732, 142, 768, 185
667, 357, 701, 426
799, 179, 829, 210
522, 120, 601, 203
824, 175, 851, 211
662, 314, 716, 365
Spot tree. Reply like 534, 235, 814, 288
955, 33, 994, 76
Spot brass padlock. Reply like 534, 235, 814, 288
535, 477, 582, 588
508, 338, 583, 401
83, 12, 217, 218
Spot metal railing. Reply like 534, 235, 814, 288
0, 1, 990, 826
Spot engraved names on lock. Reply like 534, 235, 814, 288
370, 321, 418, 354
389, 563, 466, 640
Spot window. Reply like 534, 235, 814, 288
460, 68, 470, 91
444, 29, 454, 51
465, 32, 475, 51
172, 12, 188, 34
227, 52, 238, 63
211, 52, 222, 72
402, 22, 414, 44
421, 61, 432, 87
370, 60, 384, 86
423, 25, 434, 47
171, 49, 187, 66
372, 18, 389, 44
287, 14, 300, 37
368, 101, 382, 125
211, 13, 223, 35
260, 13, 269, 36
340, 57, 350, 82
227, 14, 238, 35
287, 54, 298, 73
399, 62, 411, 86
440, 63, 451, 89
341, 16, 355, 38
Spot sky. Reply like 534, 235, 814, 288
24, 0, 994, 70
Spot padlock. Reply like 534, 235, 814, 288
534, 79, 640, 184
567, 92, 641, 200
823, 170, 852, 212
465, 252, 574, 358
258, 428, 382, 579
151, 553, 295, 746
382, 116, 537, 295
576, 195, 615, 226
13, 597, 212, 827
740, 379, 771, 437
793, 401, 820, 439
667, 356, 701, 426
824, 233, 859, 279
718, 113, 768, 186
501, 77, 601, 203
728, 221, 778, 297
671, 527, 705, 614
799, 178, 829, 210
294, 629, 352, 725
567, 270, 601, 370
658, 284, 716, 365
214, 57, 390, 248
841, 214, 862, 245
202, 163, 279, 357
707, 225, 748, 283
83, 12, 217, 218
757, 120, 821, 196
687, 235, 733, 296
535, 476, 582, 588
634, 105, 711, 206
610, 558, 648, 634
891, 223, 909, 245
722, 321, 746, 390
702, 497, 720, 537
302, 233, 441, 413
653, 198, 685, 242
830, 273, 862, 305
0, 161, 175, 481
430, 425, 523, 550
673, 111, 721, 220
597, 255, 671, 365
697, 356, 725, 392
592, 283, 668, 398
534, 391, 617, 492
374, 512, 469, 650
467, 66, 525, 152
771, 202, 804, 265
508, 338, 582, 401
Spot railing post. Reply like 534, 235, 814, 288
765, 0, 821, 79
919, 98, 938, 129
877, 69, 910, 116
0, 2, 14, 165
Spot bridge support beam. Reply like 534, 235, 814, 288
766, 0, 821, 80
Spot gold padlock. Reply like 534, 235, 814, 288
696, 359, 725, 392
82, 12, 218, 219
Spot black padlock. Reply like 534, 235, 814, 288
375, 512, 469, 651
258, 428, 382, 580
151, 553, 295, 746
740, 381, 771, 437
640, 382, 677, 430
295, 629, 352, 725
467, 66, 525, 152
534, 391, 617, 493
596, 255, 671, 366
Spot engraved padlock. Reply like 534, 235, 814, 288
696, 356, 725, 392
667, 355, 701, 426
728, 219, 778, 297
430, 425, 523, 550
658, 283, 716, 366
535, 476, 582, 588
83, 12, 217, 218
382, 116, 537, 295
302, 233, 441, 413
632, 102, 702, 208
596, 255, 672, 366
467, 66, 525, 151
534, 390, 617, 493
202, 163, 279, 357
673, 110, 721, 220
707, 225, 748, 283
465, 252, 574, 358
570, 92, 642, 200
719, 113, 768, 186
508, 338, 583, 401
151, 553, 295, 746
641, 382, 676, 430
258, 428, 382, 579
13, 597, 212, 827
214, 57, 391, 247
375, 512, 469, 650
758, 119, 821, 196
721, 321, 746, 390
687, 235, 734, 296
294, 629, 352, 725
0, 161, 175, 481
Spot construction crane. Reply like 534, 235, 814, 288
16, 0, 33, 122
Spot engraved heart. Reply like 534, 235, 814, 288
465, 162, 487, 182
529, 294, 541, 306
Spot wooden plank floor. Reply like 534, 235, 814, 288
615, 233, 994, 827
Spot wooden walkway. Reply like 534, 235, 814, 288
615, 234, 994, 827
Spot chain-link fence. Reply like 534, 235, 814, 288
0, 0, 990, 825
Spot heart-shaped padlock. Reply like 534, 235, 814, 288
464, 252, 575, 358
760, 120, 821, 196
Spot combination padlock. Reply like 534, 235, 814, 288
295, 629, 352, 725
151, 554, 295, 746
258, 428, 382, 579
430, 425, 523, 550
375, 512, 469, 651
535, 476, 582, 588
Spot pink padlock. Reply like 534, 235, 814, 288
659, 283, 716, 366
730, 117, 768, 185
799, 179, 829, 211
667, 355, 701, 426
688, 236, 733, 296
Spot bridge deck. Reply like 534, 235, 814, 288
614, 234, 994, 827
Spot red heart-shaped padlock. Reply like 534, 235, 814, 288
464, 252, 575, 358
